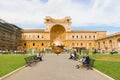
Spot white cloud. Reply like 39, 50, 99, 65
0, 0, 120, 29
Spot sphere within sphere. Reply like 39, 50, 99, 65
52, 41, 64, 54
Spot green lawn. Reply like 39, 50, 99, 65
0, 54, 28, 77
89, 54, 120, 80
0, 53, 120, 80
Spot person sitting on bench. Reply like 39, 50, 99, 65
37, 52, 43, 61
69, 52, 74, 59
79, 53, 90, 68
79, 55, 86, 62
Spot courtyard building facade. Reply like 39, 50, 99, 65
0, 19, 22, 50
96, 32, 120, 51
0, 17, 120, 51
21, 16, 120, 51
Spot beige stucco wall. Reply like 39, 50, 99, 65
21, 30, 107, 50
21, 16, 120, 51
96, 34, 120, 51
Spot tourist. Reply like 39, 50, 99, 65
79, 55, 86, 62
37, 52, 43, 61
69, 52, 74, 59
31, 48, 34, 55
79, 53, 90, 68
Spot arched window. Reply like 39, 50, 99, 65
24, 43, 26, 46
76, 35, 78, 38
85, 35, 87, 38
109, 40, 112, 49
81, 43, 83, 46
109, 40, 112, 43
77, 43, 79, 46
38, 35, 39, 38
118, 38, 120, 47
72, 35, 74, 38
72, 43, 74, 46
98, 42, 100, 49
42, 43, 44, 46
89, 36, 91, 38
103, 41, 106, 49
81, 36, 82, 39
33, 43, 35, 46
89, 43, 91, 45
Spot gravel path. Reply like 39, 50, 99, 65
3, 54, 112, 80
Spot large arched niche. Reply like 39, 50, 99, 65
50, 25, 66, 53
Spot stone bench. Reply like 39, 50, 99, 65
76, 58, 95, 70
24, 55, 39, 66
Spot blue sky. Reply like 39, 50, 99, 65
0, 0, 120, 34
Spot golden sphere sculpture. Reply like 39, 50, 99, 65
52, 41, 64, 54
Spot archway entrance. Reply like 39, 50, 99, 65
50, 25, 66, 53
